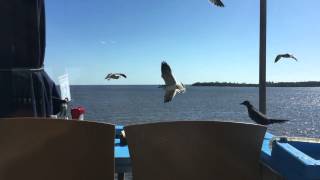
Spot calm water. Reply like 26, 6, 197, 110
70, 85, 320, 138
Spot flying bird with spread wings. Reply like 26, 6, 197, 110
274, 54, 298, 63
105, 73, 127, 80
161, 61, 186, 103
209, 0, 224, 7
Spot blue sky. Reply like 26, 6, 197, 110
44, 0, 320, 85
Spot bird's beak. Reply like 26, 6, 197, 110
240, 102, 244, 105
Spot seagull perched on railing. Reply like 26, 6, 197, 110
105, 73, 127, 80
241, 100, 289, 125
274, 54, 298, 63
209, 0, 224, 7
161, 61, 186, 103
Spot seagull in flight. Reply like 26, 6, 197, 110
274, 54, 298, 63
105, 73, 127, 80
241, 100, 289, 125
161, 61, 186, 103
209, 0, 224, 7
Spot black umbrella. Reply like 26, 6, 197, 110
0, 0, 61, 117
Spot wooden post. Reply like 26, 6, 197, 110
259, 0, 267, 114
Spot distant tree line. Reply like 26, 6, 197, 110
192, 81, 320, 87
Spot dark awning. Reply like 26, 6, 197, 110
0, 0, 61, 117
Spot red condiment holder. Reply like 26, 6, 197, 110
71, 106, 85, 120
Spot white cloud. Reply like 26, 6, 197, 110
100, 40, 116, 45
109, 40, 117, 44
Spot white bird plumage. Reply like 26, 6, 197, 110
161, 61, 186, 103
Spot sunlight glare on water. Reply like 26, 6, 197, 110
71, 86, 320, 138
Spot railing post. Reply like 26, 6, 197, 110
259, 0, 267, 114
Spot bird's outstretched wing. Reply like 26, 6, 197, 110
118, 73, 127, 78
209, 0, 224, 7
161, 61, 176, 85
274, 55, 283, 63
275, 53, 298, 63
105, 73, 112, 79
290, 55, 298, 61
164, 89, 177, 103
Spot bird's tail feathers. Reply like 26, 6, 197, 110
269, 119, 289, 124
180, 82, 186, 89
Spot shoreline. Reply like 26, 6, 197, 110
192, 81, 320, 87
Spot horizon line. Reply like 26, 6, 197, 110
66, 80, 320, 86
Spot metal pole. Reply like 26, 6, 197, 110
259, 0, 267, 114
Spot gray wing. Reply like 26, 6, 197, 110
209, 0, 224, 7
290, 55, 298, 61
161, 61, 176, 85
117, 73, 127, 78
105, 73, 113, 79
248, 107, 270, 125
274, 55, 283, 63
164, 89, 177, 103
251, 107, 269, 119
